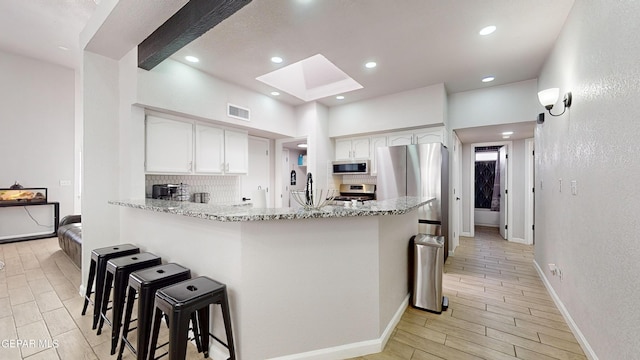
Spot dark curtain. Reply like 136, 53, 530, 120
474, 161, 495, 209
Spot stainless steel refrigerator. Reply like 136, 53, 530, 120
376, 143, 449, 259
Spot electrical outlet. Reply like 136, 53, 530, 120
548, 263, 557, 276
571, 180, 577, 195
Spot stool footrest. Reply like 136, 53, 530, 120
209, 332, 231, 350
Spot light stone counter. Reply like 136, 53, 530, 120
109, 196, 432, 222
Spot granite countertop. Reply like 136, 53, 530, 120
108, 197, 434, 222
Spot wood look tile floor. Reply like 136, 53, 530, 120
0, 237, 202, 360
352, 226, 587, 360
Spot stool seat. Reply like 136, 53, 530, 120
97, 252, 162, 355
82, 244, 140, 329
117, 263, 192, 360
148, 276, 236, 360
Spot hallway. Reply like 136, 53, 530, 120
356, 226, 586, 360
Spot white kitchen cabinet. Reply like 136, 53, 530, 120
224, 129, 249, 174
414, 128, 444, 144
145, 116, 193, 173
194, 124, 248, 174
370, 136, 388, 175
335, 137, 370, 160
194, 124, 224, 173
387, 132, 413, 146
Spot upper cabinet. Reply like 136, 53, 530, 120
370, 136, 388, 175
387, 132, 414, 146
194, 125, 248, 174
414, 128, 445, 145
145, 116, 193, 173
335, 137, 370, 160
194, 124, 224, 173
146, 115, 248, 175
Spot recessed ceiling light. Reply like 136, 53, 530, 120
185, 56, 199, 63
482, 76, 495, 83
502, 135, 511, 139
271, 91, 280, 96
365, 61, 377, 69
336, 95, 345, 100
271, 56, 283, 64
58, 46, 69, 51
479, 25, 497, 36
297, 143, 308, 148
502, 131, 514, 135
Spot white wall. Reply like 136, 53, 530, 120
448, 79, 539, 130
137, 58, 297, 137
0, 50, 76, 218
328, 83, 447, 137
535, 1, 640, 358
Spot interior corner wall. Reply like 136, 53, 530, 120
294, 102, 333, 191
0, 50, 75, 218
535, 1, 640, 358
328, 83, 446, 137
448, 79, 539, 130
81, 51, 121, 286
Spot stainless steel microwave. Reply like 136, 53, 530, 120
332, 160, 370, 175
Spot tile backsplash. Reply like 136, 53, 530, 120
342, 174, 377, 185
145, 175, 240, 204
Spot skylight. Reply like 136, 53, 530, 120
256, 54, 363, 102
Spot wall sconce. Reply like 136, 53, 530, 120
538, 88, 572, 117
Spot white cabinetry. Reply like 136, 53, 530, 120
194, 124, 224, 173
145, 116, 193, 173
414, 128, 445, 145
335, 137, 370, 160
146, 115, 248, 175
223, 129, 249, 174
194, 124, 248, 174
370, 136, 388, 175
387, 132, 414, 146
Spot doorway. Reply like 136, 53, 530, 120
470, 141, 512, 240
275, 137, 308, 208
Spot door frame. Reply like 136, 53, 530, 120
275, 136, 308, 208
469, 141, 513, 241
525, 138, 535, 245
450, 132, 462, 255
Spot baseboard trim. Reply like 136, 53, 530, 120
533, 260, 599, 360
264, 294, 410, 360
461, 231, 472, 237
509, 237, 527, 244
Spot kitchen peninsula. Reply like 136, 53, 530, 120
110, 197, 432, 359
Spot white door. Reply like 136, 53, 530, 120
281, 149, 290, 207
499, 146, 508, 239
241, 137, 270, 205
451, 133, 462, 253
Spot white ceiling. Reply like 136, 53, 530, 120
0, 0, 573, 143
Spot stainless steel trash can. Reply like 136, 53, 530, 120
411, 234, 448, 313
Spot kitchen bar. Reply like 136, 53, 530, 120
110, 196, 432, 359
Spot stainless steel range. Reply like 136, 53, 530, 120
333, 184, 376, 205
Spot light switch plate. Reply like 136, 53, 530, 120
571, 180, 577, 195
59, 180, 72, 186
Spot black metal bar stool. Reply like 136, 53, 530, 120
81, 244, 140, 329
116, 263, 192, 360
148, 276, 236, 360
96, 252, 162, 355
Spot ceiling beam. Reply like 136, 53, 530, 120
138, 0, 252, 70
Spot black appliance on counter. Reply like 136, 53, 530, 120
152, 184, 178, 200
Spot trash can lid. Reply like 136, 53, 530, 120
413, 233, 444, 247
